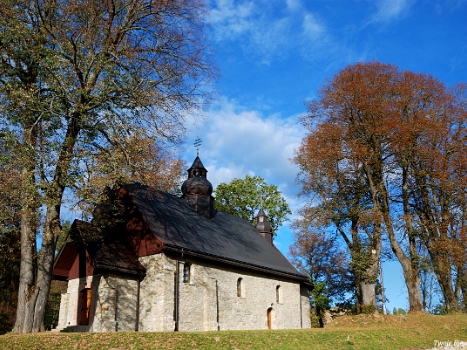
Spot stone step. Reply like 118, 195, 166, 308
53, 325, 91, 332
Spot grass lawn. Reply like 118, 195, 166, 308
1, 314, 467, 349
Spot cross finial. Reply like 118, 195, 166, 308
194, 137, 202, 156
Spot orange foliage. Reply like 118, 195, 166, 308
294, 61, 467, 312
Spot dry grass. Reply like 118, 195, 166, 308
1, 314, 467, 349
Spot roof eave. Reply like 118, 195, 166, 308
163, 244, 308, 282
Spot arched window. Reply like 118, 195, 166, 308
276, 285, 281, 303
237, 278, 243, 297
183, 263, 190, 283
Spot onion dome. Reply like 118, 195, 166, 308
181, 156, 213, 196
181, 176, 213, 196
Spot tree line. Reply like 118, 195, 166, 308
291, 61, 467, 317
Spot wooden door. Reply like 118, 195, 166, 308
80, 289, 92, 325
267, 308, 272, 329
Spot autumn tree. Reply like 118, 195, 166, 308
214, 175, 291, 234
0, 0, 215, 333
0, 134, 21, 333
74, 134, 185, 217
294, 61, 467, 313
290, 214, 353, 325
294, 125, 382, 313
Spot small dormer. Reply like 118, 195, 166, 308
255, 208, 273, 244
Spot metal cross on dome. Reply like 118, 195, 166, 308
194, 137, 202, 156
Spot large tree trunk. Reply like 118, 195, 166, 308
359, 280, 377, 310
14, 205, 36, 333
353, 258, 379, 314
14, 132, 38, 333
383, 219, 424, 312
402, 261, 424, 312
26, 207, 60, 332
15, 119, 80, 333
432, 255, 458, 312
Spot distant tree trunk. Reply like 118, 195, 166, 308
381, 165, 424, 313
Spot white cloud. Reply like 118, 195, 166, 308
184, 98, 309, 253
184, 98, 306, 211
207, 0, 330, 63
371, 0, 414, 22
302, 13, 325, 39
208, 0, 255, 40
286, 0, 302, 11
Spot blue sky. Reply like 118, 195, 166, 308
181, 0, 467, 311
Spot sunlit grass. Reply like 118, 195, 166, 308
1, 314, 467, 349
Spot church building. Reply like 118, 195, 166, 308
52, 156, 311, 332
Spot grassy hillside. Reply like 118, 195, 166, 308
1, 314, 467, 349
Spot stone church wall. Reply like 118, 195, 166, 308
91, 275, 138, 332
138, 253, 310, 332
57, 253, 310, 332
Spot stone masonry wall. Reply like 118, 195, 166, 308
57, 253, 310, 332
91, 274, 138, 332
138, 253, 311, 332
138, 254, 176, 332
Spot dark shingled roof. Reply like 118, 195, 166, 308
124, 184, 305, 280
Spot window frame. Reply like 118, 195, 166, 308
183, 263, 191, 283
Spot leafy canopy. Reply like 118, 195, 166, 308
214, 175, 291, 234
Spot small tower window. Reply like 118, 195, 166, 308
183, 263, 190, 283
276, 285, 282, 303
237, 278, 244, 297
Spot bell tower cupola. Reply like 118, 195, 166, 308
255, 208, 273, 244
181, 156, 214, 219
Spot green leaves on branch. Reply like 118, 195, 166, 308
214, 175, 291, 234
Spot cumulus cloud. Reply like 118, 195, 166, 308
183, 98, 309, 251
184, 98, 306, 210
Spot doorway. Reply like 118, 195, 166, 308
80, 288, 92, 325
267, 307, 273, 329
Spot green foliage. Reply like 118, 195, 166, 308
0, 135, 20, 316
392, 307, 407, 315
214, 175, 291, 234
312, 282, 332, 310
433, 304, 449, 315
360, 304, 377, 315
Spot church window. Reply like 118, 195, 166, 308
237, 278, 244, 297
276, 285, 282, 303
183, 263, 190, 283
